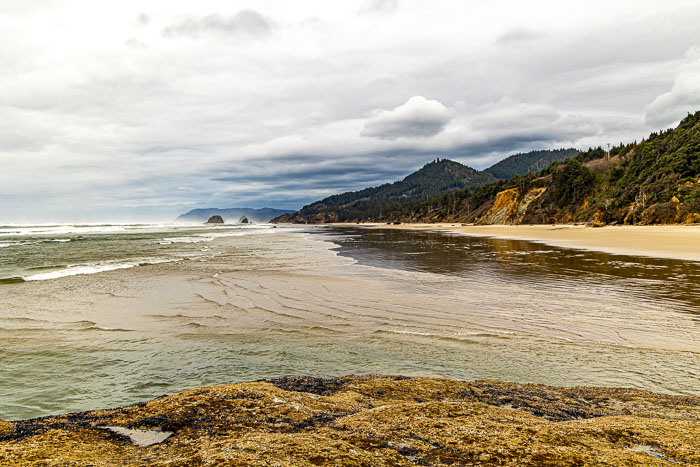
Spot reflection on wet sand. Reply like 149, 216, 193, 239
327, 227, 700, 313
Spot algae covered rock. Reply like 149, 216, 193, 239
1, 375, 699, 465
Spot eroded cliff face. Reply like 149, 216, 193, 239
623, 178, 700, 225
476, 187, 547, 225
1, 375, 699, 466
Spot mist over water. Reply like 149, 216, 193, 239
0, 225, 698, 420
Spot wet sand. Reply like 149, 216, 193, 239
345, 223, 700, 262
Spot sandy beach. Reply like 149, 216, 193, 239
342, 223, 700, 262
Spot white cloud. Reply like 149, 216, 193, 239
163, 10, 274, 39
495, 28, 543, 46
645, 46, 700, 128
361, 96, 454, 140
359, 0, 399, 15
0, 0, 699, 221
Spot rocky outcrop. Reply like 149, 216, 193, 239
477, 187, 547, 225
1, 375, 698, 465
205, 215, 224, 224
238, 216, 249, 224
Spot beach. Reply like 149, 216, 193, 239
2, 224, 699, 464
347, 223, 700, 262
2, 224, 699, 421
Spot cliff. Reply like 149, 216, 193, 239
1, 375, 699, 465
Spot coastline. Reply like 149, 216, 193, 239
2, 375, 698, 465
333, 223, 700, 262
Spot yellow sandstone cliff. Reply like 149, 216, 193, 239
477, 187, 547, 225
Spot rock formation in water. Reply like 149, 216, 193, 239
205, 215, 224, 224
239, 216, 249, 224
1, 375, 698, 465
177, 207, 295, 224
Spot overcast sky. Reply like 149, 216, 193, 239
2, 0, 700, 222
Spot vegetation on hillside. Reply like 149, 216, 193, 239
273, 159, 496, 223
274, 112, 699, 225
485, 148, 580, 179
385, 111, 700, 225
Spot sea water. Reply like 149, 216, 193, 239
0, 225, 698, 420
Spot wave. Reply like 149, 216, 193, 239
77, 326, 133, 332
24, 263, 138, 281
0, 238, 74, 249
0, 225, 128, 237
21, 259, 177, 282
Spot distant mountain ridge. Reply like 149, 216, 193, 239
176, 207, 294, 224
272, 159, 497, 223
485, 148, 580, 179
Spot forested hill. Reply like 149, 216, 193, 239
382, 111, 700, 225
272, 159, 496, 223
485, 148, 580, 179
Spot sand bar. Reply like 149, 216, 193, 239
339, 223, 700, 262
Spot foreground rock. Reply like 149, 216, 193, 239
1, 375, 698, 465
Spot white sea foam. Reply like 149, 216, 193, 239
25, 263, 138, 281
0, 225, 128, 237
23, 259, 177, 281
162, 236, 214, 244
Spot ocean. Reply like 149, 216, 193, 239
1, 224, 698, 420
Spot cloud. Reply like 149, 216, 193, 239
645, 46, 700, 128
361, 96, 454, 140
495, 28, 543, 46
1, 0, 700, 221
163, 10, 274, 39
359, 0, 399, 15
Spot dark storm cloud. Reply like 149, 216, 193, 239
163, 10, 274, 39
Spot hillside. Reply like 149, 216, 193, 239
485, 148, 580, 179
386, 111, 700, 225
273, 159, 496, 223
176, 207, 294, 224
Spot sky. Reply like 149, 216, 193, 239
1, 0, 700, 222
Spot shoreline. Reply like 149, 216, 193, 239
331, 223, 700, 262
2, 375, 698, 465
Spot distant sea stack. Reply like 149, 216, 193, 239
176, 207, 295, 224
205, 215, 224, 224
239, 216, 249, 224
